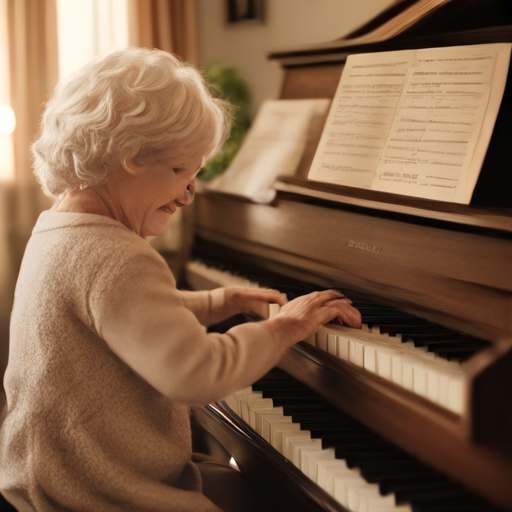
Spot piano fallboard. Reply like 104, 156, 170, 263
190, 191, 512, 340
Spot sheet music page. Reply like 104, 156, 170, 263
208, 99, 330, 203
308, 50, 415, 189
309, 43, 511, 204
373, 43, 511, 202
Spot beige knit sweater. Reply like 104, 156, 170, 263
0, 211, 282, 511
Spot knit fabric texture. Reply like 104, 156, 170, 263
0, 211, 281, 511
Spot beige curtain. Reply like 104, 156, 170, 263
127, 0, 199, 62
0, 0, 58, 373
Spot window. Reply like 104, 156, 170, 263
56, 0, 129, 80
0, 0, 15, 183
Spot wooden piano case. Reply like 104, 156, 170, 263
185, 1, 512, 510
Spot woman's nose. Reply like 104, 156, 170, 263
177, 180, 195, 207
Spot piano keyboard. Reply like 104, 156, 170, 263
223, 369, 498, 512
187, 260, 491, 415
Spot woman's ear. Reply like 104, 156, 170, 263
122, 154, 145, 176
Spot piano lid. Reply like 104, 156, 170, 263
267, 0, 512, 61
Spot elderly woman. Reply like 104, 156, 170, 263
0, 48, 361, 511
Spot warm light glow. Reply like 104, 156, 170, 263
0, 103, 15, 134
57, 0, 129, 80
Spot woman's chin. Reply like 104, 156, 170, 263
143, 213, 172, 238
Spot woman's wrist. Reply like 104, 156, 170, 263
260, 316, 300, 352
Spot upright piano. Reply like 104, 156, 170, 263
183, 1, 512, 510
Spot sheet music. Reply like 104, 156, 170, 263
208, 99, 330, 203
308, 43, 511, 204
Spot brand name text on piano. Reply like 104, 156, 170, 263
347, 240, 381, 254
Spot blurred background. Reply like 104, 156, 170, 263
0, 0, 394, 378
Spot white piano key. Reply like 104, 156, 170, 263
369, 506, 412, 512
392, 354, 403, 386
364, 344, 377, 373
448, 374, 465, 413
411, 360, 427, 398
425, 365, 440, 404
301, 446, 328, 477
317, 459, 351, 491
355, 342, 365, 367
247, 400, 274, 429
337, 336, 350, 361
270, 422, 301, 452
290, 438, 322, 469
401, 357, 414, 391
238, 392, 264, 421
282, 431, 311, 460
439, 373, 450, 408
349, 339, 357, 364
377, 348, 399, 381
326, 468, 357, 498
253, 408, 284, 436
305, 448, 336, 482
263, 415, 292, 443
333, 472, 367, 508
327, 333, 338, 355
349, 482, 394, 512
268, 303, 281, 318
232, 389, 261, 415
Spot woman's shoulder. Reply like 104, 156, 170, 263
31, 210, 167, 276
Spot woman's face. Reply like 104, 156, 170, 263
106, 152, 201, 239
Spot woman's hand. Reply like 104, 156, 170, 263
223, 286, 288, 319
260, 290, 362, 350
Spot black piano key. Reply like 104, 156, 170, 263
420, 337, 487, 347
291, 414, 354, 424
434, 346, 483, 356
333, 445, 401, 457
234, 361, 499, 510
270, 397, 325, 407
345, 452, 417, 466
281, 405, 333, 415
411, 496, 498, 512
379, 478, 451, 495
397, 487, 468, 504
411, 334, 471, 346
332, 440, 392, 454
350, 459, 429, 471
365, 317, 434, 325
352, 304, 398, 311
252, 381, 311, 390
357, 308, 417, 317
427, 342, 485, 350
379, 324, 453, 334
362, 468, 436, 482
260, 389, 318, 398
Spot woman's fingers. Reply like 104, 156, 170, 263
263, 289, 288, 306
325, 299, 362, 328
234, 287, 288, 305
260, 289, 362, 348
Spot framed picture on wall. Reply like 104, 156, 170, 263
226, 0, 265, 24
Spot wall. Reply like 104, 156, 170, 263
196, 0, 395, 113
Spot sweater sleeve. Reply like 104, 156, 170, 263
179, 289, 229, 327
89, 250, 284, 405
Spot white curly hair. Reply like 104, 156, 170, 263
32, 48, 232, 197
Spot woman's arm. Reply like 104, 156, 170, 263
179, 287, 288, 326
89, 250, 360, 406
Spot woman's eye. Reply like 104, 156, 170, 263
172, 167, 184, 173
